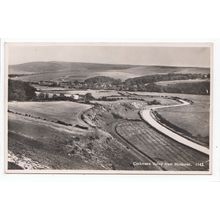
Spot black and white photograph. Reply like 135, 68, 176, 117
2, 1, 220, 220
5, 43, 212, 173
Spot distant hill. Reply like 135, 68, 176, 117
9, 61, 210, 82
9, 61, 136, 74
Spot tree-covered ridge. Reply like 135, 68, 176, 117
82, 74, 210, 95
144, 81, 210, 95
125, 73, 209, 85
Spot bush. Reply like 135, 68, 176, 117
147, 99, 161, 105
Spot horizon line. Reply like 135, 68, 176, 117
9, 60, 210, 69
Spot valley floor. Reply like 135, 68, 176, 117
7, 91, 210, 172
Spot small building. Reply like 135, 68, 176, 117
35, 91, 41, 96
39, 80, 55, 86
72, 94, 79, 100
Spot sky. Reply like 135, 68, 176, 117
6, 43, 211, 67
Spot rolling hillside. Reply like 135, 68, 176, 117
9, 61, 210, 82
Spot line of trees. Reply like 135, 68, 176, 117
144, 81, 210, 95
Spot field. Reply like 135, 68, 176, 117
125, 93, 179, 105
8, 101, 92, 127
156, 94, 210, 146
116, 121, 209, 171
129, 91, 210, 99
37, 89, 121, 99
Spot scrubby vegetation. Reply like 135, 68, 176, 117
85, 76, 121, 85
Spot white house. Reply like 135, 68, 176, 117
35, 91, 41, 96
72, 94, 79, 100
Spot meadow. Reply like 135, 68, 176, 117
8, 101, 92, 127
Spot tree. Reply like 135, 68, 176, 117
84, 93, 94, 103
38, 92, 45, 100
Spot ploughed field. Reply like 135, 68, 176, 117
116, 121, 209, 171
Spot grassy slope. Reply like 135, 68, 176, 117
8, 113, 94, 170
8, 107, 145, 170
